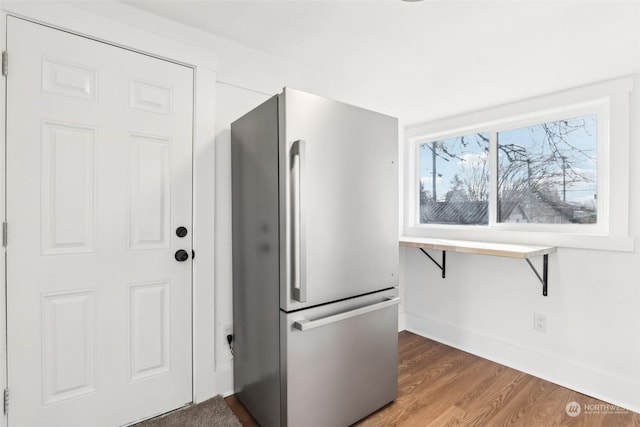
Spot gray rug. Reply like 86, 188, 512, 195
134, 395, 242, 427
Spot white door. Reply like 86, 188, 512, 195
6, 17, 194, 427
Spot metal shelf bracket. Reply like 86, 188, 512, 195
402, 238, 554, 297
417, 249, 549, 296
419, 248, 446, 279
525, 254, 549, 296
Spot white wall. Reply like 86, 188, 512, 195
402, 4, 640, 414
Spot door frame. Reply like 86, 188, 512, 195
0, 2, 218, 425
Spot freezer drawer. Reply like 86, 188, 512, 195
281, 290, 399, 427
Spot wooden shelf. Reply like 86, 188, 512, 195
399, 236, 556, 296
399, 237, 555, 259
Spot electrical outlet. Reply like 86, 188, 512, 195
533, 312, 547, 332
222, 323, 234, 358
223, 324, 233, 345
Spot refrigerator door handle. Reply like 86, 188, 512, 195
290, 139, 307, 302
293, 297, 400, 331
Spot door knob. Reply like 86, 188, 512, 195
174, 249, 189, 262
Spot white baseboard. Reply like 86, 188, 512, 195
195, 367, 234, 401
398, 310, 407, 332
217, 367, 234, 398
404, 312, 640, 414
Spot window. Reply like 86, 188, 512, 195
419, 132, 489, 225
417, 112, 600, 228
497, 115, 597, 225
405, 76, 633, 251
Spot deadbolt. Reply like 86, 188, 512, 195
176, 226, 188, 238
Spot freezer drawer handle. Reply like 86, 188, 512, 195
293, 297, 400, 331
290, 139, 307, 303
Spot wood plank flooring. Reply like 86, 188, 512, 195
225, 331, 640, 426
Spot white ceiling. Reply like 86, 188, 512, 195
119, 0, 639, 124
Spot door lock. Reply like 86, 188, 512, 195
174, 249, 189, 262
176, 226, 188, 238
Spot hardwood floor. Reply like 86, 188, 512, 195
225, 331, 640, 426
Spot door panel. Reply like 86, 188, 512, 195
41, 120, 97, 254
129, 134, 172, 250
129, 281, 172, 381
6, 17, 194, 427
42, 290, 96, 405
282, 88, 399, 311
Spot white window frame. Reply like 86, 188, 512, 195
403, 76, 634, 251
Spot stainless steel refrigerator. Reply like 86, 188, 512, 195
231, 88, 399, 427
